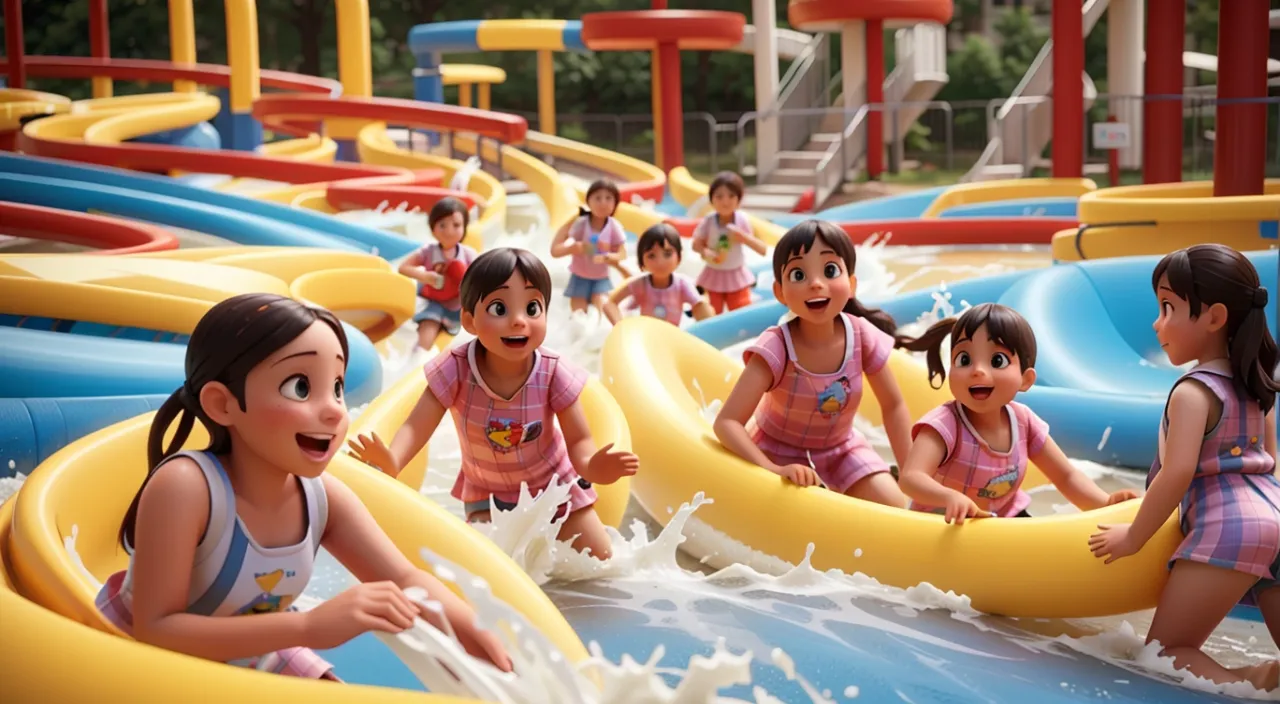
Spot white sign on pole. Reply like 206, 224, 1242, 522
1092, 122, 1131, 150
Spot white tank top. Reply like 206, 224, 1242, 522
120, 451, 328, 617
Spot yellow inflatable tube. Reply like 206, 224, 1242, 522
1052, 180, 1280, 261
600, 316, 1183, 618
348, 366, 634, 530
5, 413, 591, 687
0, 87, 72, 131
919, 177, 1097, 218
666, 167, 786, 245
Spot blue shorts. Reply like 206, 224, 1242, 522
413, 300, 461, 335
564, 274, 613, 301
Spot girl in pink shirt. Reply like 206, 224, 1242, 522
603, 223, 713, 326
350, 247, 639, 561
897, 303, 1137, 524
713, 220, 911, 507
692, 172, 768, 314
398, 198, 477, 350
551, 180, 628, 313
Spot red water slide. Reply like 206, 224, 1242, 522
0, 201, 179, 254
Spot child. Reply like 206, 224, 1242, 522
98, 293, 510, 680
551, 180, 628, 313
713, 220, 911, 507
349, 248, 640, 560
691, 171, 768, 314
1090, 244, 1280, 692
398, 197, 477, 350
896, 303, 1140, 524
602, 223, 713, 326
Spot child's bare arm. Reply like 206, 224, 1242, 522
690, 299, 715, 321
398, 250, 434, 283
558, 398, 638, 484
1029, 436, 1116, 510
866, 365, 913, 467
602, 283, 634, 325
549, 219, 579, 258
713, 356, 783, 473
1266, 407, 1277, 461
897, 428, 959, 506
1125, 381, 1212, 547
350, 390, 448, 478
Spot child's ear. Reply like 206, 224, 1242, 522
848, 273, 858, 300
1204, 301, 1230, 333
1019, 366, 1037, 392
199, 382, 239, 426
460, 310, 477, 336
772, 280, 785, 305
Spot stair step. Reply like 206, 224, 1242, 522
743, 194, 806, 212
777, 151, 826, 162
749, 183, 812, 196
767, 168, 819, 186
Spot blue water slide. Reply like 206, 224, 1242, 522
0, 153, 418, 259
812, 186, 948, 221
0, 395, 167, 478
130, 122, 222, 150
939, 197, 1078, 219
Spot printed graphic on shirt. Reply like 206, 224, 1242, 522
486, 418, 544, 453
235, 569, 298, 615
977, 467, 1020, 500
588, 232, 615, 257
652, 304, 668, 320
817, 377, 852, 418
707, 230, 732, 265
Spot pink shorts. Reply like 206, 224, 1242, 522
752, 431, 890, 494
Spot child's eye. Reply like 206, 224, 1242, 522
333, 378, 345, 401
787, 268, 806, 283
1161, 300, 1173, 316
823, 262, 842, 279
486, 301, 507, 317
526, 300, 544, 318
280, 374, 311, 401
991, 353, 1011, 369
954, 351, 971, 367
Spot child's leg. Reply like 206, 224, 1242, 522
558, 506, 612, 560
590, 293, 610, 312
416, 320, 442, 350
569, 297, 590, 313
1147, 559, 1260, 686
824, 442, 907, 508
844, 473, 908, 508
706, 291, 727, 314
724, 287, 754, 311
1257, 583, 1280, 649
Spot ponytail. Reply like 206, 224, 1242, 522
895, 317, 957, 389
844, 296, 899, 339
1230, 288, 1280, 413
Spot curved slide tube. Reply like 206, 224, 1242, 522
600, 317, 1180, 618
0, 201, 178, 255
2, 413, 590, 697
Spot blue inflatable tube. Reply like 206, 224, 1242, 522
0, 395, 168, 478
0, 153, 418, 260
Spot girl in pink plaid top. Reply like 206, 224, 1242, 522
1091, 245, 1280, 692
351, 248, 640, 561
100, 294, 509, 682
604, 223, 714, 326
691, 172, 768, 314
897, 304, 1137, 524
713, 221, 912, 508
551, 180, 630, 313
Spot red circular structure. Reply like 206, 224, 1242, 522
0, 201, 179, 255
582, 10, 744, 172
787, 0, 952, 28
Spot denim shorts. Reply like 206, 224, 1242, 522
564, 274, 614, 301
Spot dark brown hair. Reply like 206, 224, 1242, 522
896, 303, 1038, 390
636, 222, 683, 270
708, 171, 745, 201
120, 294, 349, 548
428, 196, 470, 232
460, 247, 553, 315
581, 179, 621, 218
772, 220, 898, 337
1153, 244, 1279, 411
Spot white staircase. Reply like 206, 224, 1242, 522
964, 0, 1110, 182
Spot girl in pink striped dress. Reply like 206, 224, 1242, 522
897, 303, 1138, 524
1090, 245, 1280, 692
603, 223, 714, 326
713, 220, 911, 507
692, 171, 768, 314
350, 248, 640, 561
551, 180, 629, 313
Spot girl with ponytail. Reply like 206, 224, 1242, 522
712, 220, 911, 508
101, 293, 509, 680
1090, 244, 1280, 692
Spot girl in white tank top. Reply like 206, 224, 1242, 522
99, 294, 511, 680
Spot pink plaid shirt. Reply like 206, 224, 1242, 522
627, 273, 701, 325
1150, 363, 1280, 581
744, 313, 894, 451
908, 401, 1048, 517
426, 340, 595, 506
568, 216, 626, 280
419, 242, 476, 310
692, 211, 755, 293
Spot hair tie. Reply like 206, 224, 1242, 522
1254, 287, 1269, 309
178, 382, 200, 412
578, 205, 591, 218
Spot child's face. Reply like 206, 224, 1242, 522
432, 211, 466, 248
711, 186, 740, 218
1152, 273, 1224, 367
462, 270, 548, 363
642, 240, 681, 276
947, 325, 1034, 414
215, 321, 349, 479
587, 189, 617, 219
773, 239, 854, 324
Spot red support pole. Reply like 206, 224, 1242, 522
3, 0, 26, 89
657, 40, 684, 171
1051, 0, 1083, 178
865, 19, 884, 179
1213, 0, 1269, 197
651, 0, 669, 8
1142, 0, 1184, 184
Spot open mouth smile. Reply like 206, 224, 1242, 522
969, 386, 993, 401
296, 433, 334, 459
501, 336, 529, 349
804, 297, 830, 311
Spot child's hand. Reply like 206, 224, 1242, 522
1088, 523, 1139, 564
772, 463, 820, 487
424, 272, 445, 288
583, 442, 639, 484
592, 254, 606, 265
347, 432, 398, 476
1105, 488, 1141, 506
943, 492, 991, 525
304, 581, 420, 650
572, 240, 589, 255
726, 225, 746, 243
